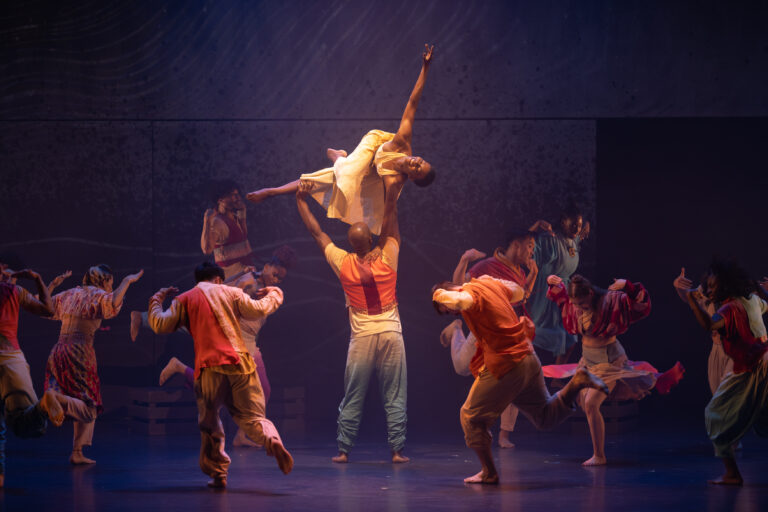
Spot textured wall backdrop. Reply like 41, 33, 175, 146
1, 1, 766, 437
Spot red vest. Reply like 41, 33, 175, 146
213, 213, 253, 267
0, 283, 21, 351
339, 256, 397, 315
177, 287, 240, 379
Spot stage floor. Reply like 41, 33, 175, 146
3, 419, 766, 512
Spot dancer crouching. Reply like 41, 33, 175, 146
432, 276, 607, 484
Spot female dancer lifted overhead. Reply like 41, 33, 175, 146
246, 44, 436, 235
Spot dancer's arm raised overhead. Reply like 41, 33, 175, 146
387, 44, 434, 153
296, 181, 332, 251
452, 249, 487, 285
378, 175, 406, 246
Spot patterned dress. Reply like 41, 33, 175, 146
544, 281, 681, 400
44, 286, 121, 413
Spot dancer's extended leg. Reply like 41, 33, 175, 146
246, 180, 300, 204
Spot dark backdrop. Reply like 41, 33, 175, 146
1, 1, 767, 440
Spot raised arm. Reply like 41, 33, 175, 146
112, 270, 144, 309
12, 269, 54, 317
147, 287, 184, 334
47, 270, 72, 295
452, 249, 486, 285
686, 289, 724, 331
379, 175, 406, 247
390, 44, 434, 149
296, 181, 332, 251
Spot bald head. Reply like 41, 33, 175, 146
348, 222, 373, 254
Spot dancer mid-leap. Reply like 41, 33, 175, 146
247, 45, 435, 235
544, 274, 684, 466
148, 262, 293, 488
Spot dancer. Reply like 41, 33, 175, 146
296, 176, 408, 464
131, 179, 256, 341
0, 265, 68, 488
158, 246, 297, 447
201, 180, 254, 279
449, 236, 538, 449
45, 264, 144, 464
684, 259, 768, 485
148, 262, 293, 488
431, 276, 608, 484
527, 207, 590, 364
247, 44, 435, 235
545, 274, 684, 466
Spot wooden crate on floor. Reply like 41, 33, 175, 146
129, 387, 197, 436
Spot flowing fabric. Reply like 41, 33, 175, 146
300, 130, 394, 235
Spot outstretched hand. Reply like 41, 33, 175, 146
608, 278, 626, 291
156, 286, 179, 301
50, 270, 72, 289
546, 275, 562, 287
462, 248, 486, 262
673, 267, 693, 291
422, 44, 435, 66
124, 270, 144, 284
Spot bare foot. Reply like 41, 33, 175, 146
159, 357, 186, 386
207, 476, 227, 489
498, 432, 515, 449
708, 475, 743, 485
268, 437, 294, 475
464, 470, 499, 485
40, 389, 65, 427
392, 451, 410, 463
130, 311, 142, 342
582, 455, 607, 466
440, 319, 462, 347
70, 450, 96, 465
332, 452, 349, 463
572, 368, 609, 395
326, 148, 348, 163
233, 428, 262, 448
246, 189, 271, 204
